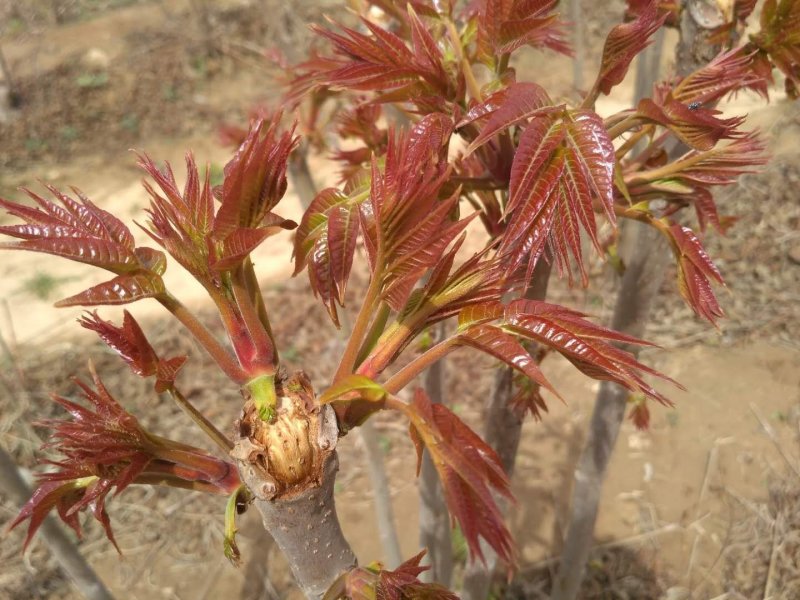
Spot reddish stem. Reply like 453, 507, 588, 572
382, 338, 458, 394
158, 292, 247, 383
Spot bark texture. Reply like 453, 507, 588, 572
232, 373, 357, 600
359, 419, 403, 568
549, 5, 724, 597
418, 338, 454, 586
0, 445, 115, 600
550, 224, 669, 600
460, 260, 552, 600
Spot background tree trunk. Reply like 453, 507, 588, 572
460, 259, 552, 600
0, 445, 115, 600
549, 224, 670, 600
550, 3, 726, 598
418, 326, 454, 585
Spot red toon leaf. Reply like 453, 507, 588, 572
595, 1, 667, 96
79, 310, 187, 392
501, 109, 616, 284
0, 186, 167, 306
464, 83, 557, 154
665, 224, 725, 324
9, 368, 238, 552
502, 299, 677, 405
326, 550, 458, 600
403, 388, 515, 565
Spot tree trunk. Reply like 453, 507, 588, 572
460, 260, 552, 600
288, 144, 319, 211
549, 224, 670, 600
418, 328, 454, 585
550, 5, 725, 598
0, 445, 115, 600
232, 374, 357, 600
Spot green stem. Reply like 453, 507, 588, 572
134, 472, 235, 495
446, 19, 482, 102
333, 260, 385, 383
245, 373, 278, 422
355, 301, 392, 367
223, 485, 249, 564
168, 387, 234, 452
243, 258, 276, 353
383, 338, 458, 394
615, 125, 654, 159
625, 149, 710, 185
606, 114, 644, 139
158, 292, 247, 384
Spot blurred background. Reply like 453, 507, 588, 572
1, 1, 799, 598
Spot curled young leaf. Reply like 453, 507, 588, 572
664, 224, 725, 324
594, 1, 667, 96
476, 0, 571, 68
79, 310, 187, 392
325, 550, 458, 600
9, 368, 239, 553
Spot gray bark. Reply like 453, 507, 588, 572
359, 419, 403, 568
418, 332, 454, 586
233, 385, 357, 600
288, 144, 319, 211
460, 260, 552, 600
570, 0, 584, 92
246, 452, 357, 599
549, 224, 670, 600
0, 445, 115, 600
550, 5, 724, 597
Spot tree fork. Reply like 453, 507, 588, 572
232, 372, 357, 599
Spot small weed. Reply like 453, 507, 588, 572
282, 346, 300, 362
75, 72, 109, 89
21, 272, 69, 301
6, 18, 27, 36
120, 113, 139, 133
191, 55, 208, 78
666, 411, 679, 428
59, 126, 79, 141
25, 137, 47, 153
161, 84, 179, 102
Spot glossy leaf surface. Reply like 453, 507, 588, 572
404, 388, 514, 564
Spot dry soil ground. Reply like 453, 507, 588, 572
1, 2, 799, 599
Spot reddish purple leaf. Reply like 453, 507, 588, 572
595, 1, 667, 95
214, 116, 298, 239
54, 271, 166, 307
79, 310, 187, 392
404, 388, 514, 565
501, 299, 677, 405
456, 323, 559, 400
666, 224, 725, 323
465, 83, 557, 154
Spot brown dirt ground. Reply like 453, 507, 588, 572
1, 2, 800, 599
